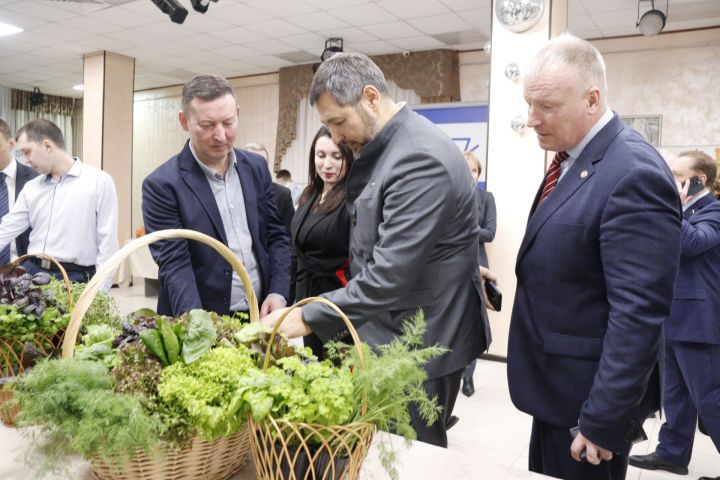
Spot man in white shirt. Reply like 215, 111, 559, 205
0, 119, 118, 286
0, 118, 39, 263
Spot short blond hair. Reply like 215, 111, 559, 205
463, 151, 482, 175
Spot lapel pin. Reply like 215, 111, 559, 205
580, 170, 588, 178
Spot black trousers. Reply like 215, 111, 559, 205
22, 258, 95, 283
529, 418, 629, 480
407, 368, 463, 448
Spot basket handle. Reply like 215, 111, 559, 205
11, 253, 73, 311
263, 296, 367, 415
61, 228, 260, 359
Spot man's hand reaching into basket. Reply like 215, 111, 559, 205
261, 307, 312, 338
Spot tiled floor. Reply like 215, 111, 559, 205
108, 280, 718, 479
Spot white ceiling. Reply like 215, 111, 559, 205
0, 0, 719, 98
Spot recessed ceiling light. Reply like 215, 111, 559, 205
73, 84, 85, 91
0, 22, 23, 37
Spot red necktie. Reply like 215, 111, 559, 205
538, 151, 569, 205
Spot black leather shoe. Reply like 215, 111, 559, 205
461, 377, 475, 397
445, 415, 459, 430
698, 477, 720, 480
629, 453, 688, 475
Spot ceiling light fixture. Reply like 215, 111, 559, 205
150, 0, 189, 24
320, 38, 343, 63
0, 21, 23, 37
636, 0, 668, 36
190, 0, 218, 14
73, 84, 84, 92
495, 0, 544, 33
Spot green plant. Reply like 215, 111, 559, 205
235, 356, 354, 427
327, 311, 447, 479
156, 346, 256, 441
15, 357, 164, 473
44, 278, 122, 330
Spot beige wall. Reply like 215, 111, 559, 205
459, 28, 720, 356
131, 74, 278, 231
128, 29, 719, 351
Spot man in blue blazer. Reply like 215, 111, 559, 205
508, 36, 681, 480
142, 75, 291, 317
630, 150, 720, 476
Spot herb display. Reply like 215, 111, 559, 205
209, 310, 249, 341
178, 309, 216, 364
327, 311, 447, 479
75, 324, 119, 368
156, 346, 255, 441
13, 306, 442, 480
15, 357, 163, 472
0, 270, 71, 375
43, 277, 122, 330
112, 310, 160, 349
111, 341, 163, 401
235, 356, 354, 428
229, 321, 312, 368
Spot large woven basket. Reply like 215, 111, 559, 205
0, 253, 73, 427
248, 297, 376, 480
62, 229, 259, 480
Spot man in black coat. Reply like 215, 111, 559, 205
244, 142, 295, 235
0, 118, 38, 261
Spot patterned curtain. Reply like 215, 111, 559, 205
274, 48, 461, 170
11, 88, 77, 155
11, 89, 75, 116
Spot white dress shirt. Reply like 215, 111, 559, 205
1, 160, 18, 260
191, 145, 261, 311
0, 159, 119, 289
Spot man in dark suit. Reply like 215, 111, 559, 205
142, 75, 291, 317
0, 118, 38, 261
243, 142, 295, 235
262, 53, 491, 448
630, 150, 720, 476
508, 36, 682, 480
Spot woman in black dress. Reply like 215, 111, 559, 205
291, 126, 354, 358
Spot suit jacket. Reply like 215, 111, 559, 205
273, 182, 295, 236
141, 142, 291, 316
507, 114, 682, 454
665, 193, 720, 344
291, 191, 350, 300
476, 189, 496, 268
302, 105, 491, 379
14, 161, 39, 256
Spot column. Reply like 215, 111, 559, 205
82, 51, 135, 250
484, 0, 567, 356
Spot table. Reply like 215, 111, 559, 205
0, 426, 549, 479
116, 242, 158, 286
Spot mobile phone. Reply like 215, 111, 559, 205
484, 281, 502, 312
683, 176, 705, 196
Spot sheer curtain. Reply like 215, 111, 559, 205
13, 110, 73, 156
280, 80, 421, 186
0, 87, 12, 132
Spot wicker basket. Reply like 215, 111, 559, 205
248, 297, 376, 480
0, 253, 73, 427
90, 426, 251, 480
62, 229, 260, 480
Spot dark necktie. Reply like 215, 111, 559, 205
538, 151, 569, 205
0, 172, 10, 265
